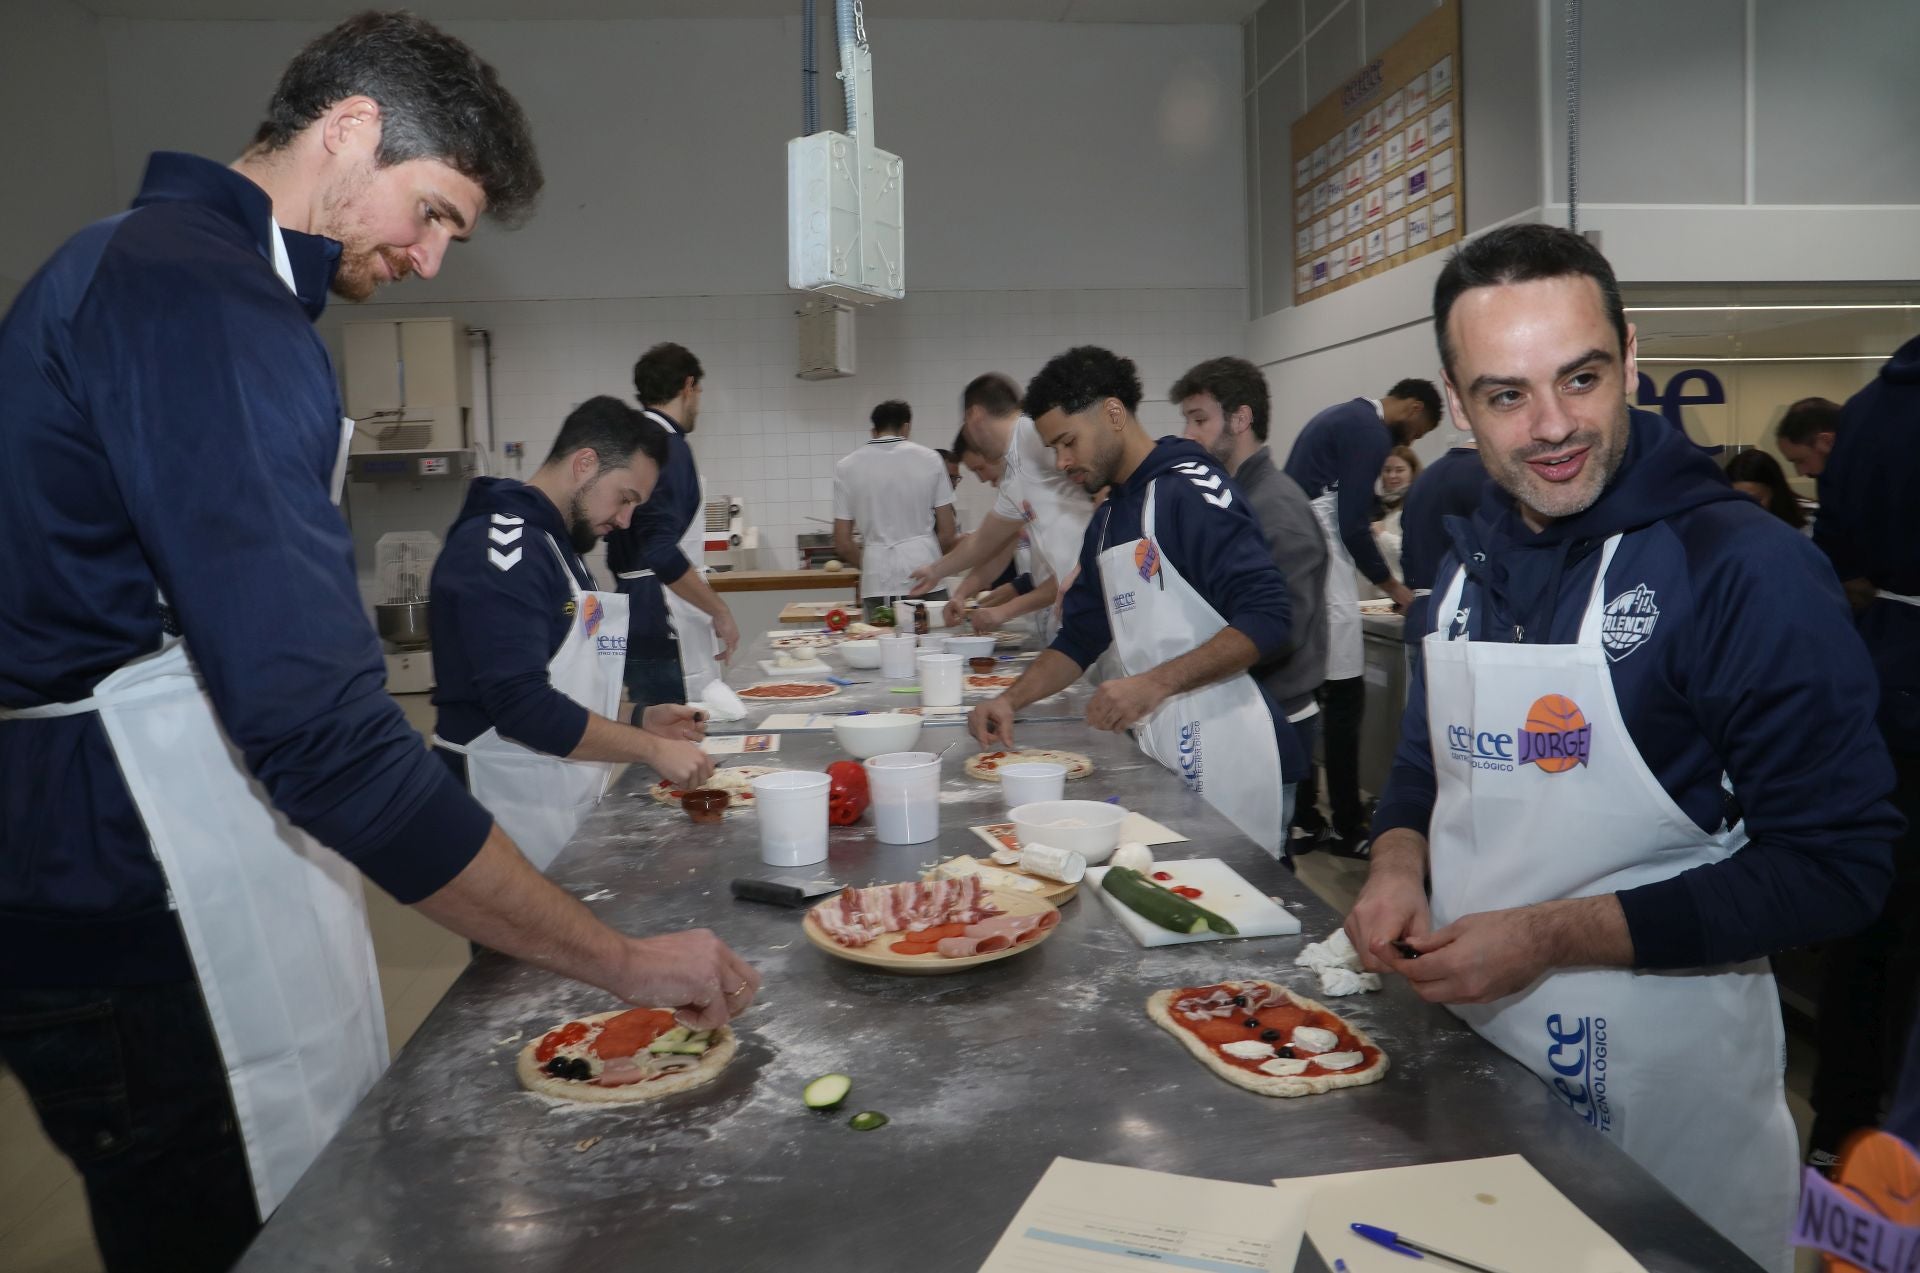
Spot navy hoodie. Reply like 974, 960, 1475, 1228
1399, 443, 1493, 642
1816, 333, 1920, 753
1376, 409, 1899, 969
605, 411, 700, 660
431, 478, 598, 762
1284, 397, 1394, 585
1052, 437, 1306, 782
0, 154, 492, 985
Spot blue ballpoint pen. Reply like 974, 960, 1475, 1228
1350, 1223, 1511, 1273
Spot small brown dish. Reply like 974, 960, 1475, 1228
681, 789, 731, 824
969, 656, 998, 674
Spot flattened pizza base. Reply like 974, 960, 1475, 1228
516, 1010, 738, 1104
648, 766, 781, 813
736, 682, 841, 701
1146, 981, 1388, 1098
964, 749, 1095, 781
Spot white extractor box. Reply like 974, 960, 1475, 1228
342, 317, 471, 452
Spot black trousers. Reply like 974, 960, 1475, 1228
0, 979, 260, 1272
1809, 747, 1920, 1155
1293, 676, 1368, 837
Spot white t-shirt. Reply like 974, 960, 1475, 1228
833, 435, 954, 597
991, 416, 1093, 583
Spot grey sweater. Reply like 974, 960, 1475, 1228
1235, 447, 1328, 715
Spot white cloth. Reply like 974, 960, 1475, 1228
1309, 487, 1365, 680
1294, 928, 1383, 997
1424, 535, 1796, 1272
434, 534, 628, 871
1093, 479, 1286, 859
833, 436, 954, 598
1360, 505, 1405, 602
700, 678, 748, 723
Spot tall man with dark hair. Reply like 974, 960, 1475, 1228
1802, 348, 1920, 1173
0, 17, 757, 1266
971, 347, 1306, 859
1284, 376, 1442, 854
1397, 430, 1489, 664
607, 342, 740, 707
1347, 223, 1898, 1268
1174, 356, 1327, 861
432, 397, 714, 870
1776, 394, 1843, 478
834, 399, 958, 621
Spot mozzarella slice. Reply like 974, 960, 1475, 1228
1290, 1026, 1339, 1054
1259, 1057, 1309, 1077
1315, 1050, 1365, 1071
1219, 1040, 1276, 1061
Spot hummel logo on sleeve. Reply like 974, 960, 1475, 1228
489, 546, 522, 571
1172, 461, 1234, 509
488, 514, 525, 569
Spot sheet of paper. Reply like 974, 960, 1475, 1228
755, 712, 839, 730
702, 733, 779, 755
969, 813, 1188, 857
978, 1158, 1311, 1273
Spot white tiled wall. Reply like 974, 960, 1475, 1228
335, 286, 1247, 576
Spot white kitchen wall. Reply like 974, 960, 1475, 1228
336, 285, 1248, 585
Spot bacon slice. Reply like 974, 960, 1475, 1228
811, 878, 1002, 947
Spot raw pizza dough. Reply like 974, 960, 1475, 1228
1147, 980, 1387, 1097
517, 1010, 738, 1104
736, 681, 842, 701
648, 765, 782, 813
964, 749, 1094, 781
963, 673, 1021, 692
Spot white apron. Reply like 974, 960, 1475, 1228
616, 410, 721, 701
0, 413, 383, 1217
1424, 534, 1797, 1272
1094, 482, 1286, 857
436, 534, 628, 872
1309, 487, 1365, 681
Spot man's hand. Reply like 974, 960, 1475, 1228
1384, 578, 1414, 612
712, 608, 740, 663
908, 560, 948, 597
612, 928, 762, 1030
969, 696, 1017, 749
1843, 578, 1877, 614
646, 736, 715, 789
1344, 829, 1431, 973
1085, 673, 1168, 733
970, 605, 1006, 634
641, 703, 708, 742
1370, 894, 1633, 1004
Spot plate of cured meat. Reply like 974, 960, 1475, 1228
803, 877, 1060, 974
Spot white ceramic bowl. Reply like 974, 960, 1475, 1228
943, 635, 997, 659
1009, 799, 1129, 863
839, 639, 883, 669
830, 712, 924, 759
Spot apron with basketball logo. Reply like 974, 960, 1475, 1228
1424, 533, 1797, 1271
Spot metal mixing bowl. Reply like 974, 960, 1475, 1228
376, 601, 432, 650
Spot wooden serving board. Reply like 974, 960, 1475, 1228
802, 888, 1059, 975
935, 854, 1078, 904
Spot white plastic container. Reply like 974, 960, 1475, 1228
830, 712, 923, 759
877, 634, 918, 679
839, 639, 882, 669
1009, 799, 1128, 863
863, 751, 942, 844
998, 761, 1066, 809
917, 652, 964, 707
751, 771, 831, 866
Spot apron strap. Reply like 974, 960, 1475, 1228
0, 695, 104, 720
1575, 534, 1626, 647
1433, 564, 1469, 640
542, 533, 590, 599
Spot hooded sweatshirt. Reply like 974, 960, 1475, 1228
1375, 409, 1899, 970
1052, 437, 1306, 781
430, 478, 597, 764
1816, 333, 1920, 753
1284, 397, 1395, 586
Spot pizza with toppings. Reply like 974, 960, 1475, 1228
804, 879, 1061, 965
517, 1008, 736, 1104
1147, 980, 1387, 1097
964, 749, 1094, 781
963, 673, 1021, 692
648, 765, 781, 812
737, 681, 841, 701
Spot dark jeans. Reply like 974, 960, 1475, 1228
0, 980, 259, 1272
1809, 748, 1920, 1155
624, 651, 686, 712
1294, 677, 1368, 837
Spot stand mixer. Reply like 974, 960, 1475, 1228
374, 532, 441, 693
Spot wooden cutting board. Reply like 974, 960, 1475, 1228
1085, 858, 1302, 946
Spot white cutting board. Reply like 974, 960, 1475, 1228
1086, 858, 1301, 946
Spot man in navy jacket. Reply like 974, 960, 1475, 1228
0, 16, 757, 1266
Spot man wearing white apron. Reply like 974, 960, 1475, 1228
429, 398, 714, 871
1283, 380, 1441, 855
1347, 224, 1900, 1271
0, 28, 761, 1271
607, 343, 740, 707
832, 399, 958, 621
909, 372, 1093, 645
968, 347, 1307, 859
951, 432, 1058, 643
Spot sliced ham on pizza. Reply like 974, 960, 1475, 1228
517, 1008, 736, 1104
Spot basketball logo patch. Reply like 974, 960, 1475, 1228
1135, 539, 1161, 582
1518, 694, 1591, 773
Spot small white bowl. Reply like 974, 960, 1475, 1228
943, 635, 996, 660
839, 639, 882, 669
1009, 799, 1129, 863
830, 712, 924, 759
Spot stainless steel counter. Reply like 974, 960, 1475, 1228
238, 725, 1757, 1272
